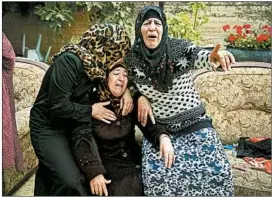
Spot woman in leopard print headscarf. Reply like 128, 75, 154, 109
53, 23, 131, 82
30, 23, 134, 196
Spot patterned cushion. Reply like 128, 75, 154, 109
13, 62, 47, 112
3, 146, 38, 195
16, 107, 32, 151
194, 64, 271, 144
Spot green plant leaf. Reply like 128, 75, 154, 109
56, 21, 62, 27
45, 13, 53, 20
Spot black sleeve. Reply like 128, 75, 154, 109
128, 80, 143, 102
132, 104, 170, 148
125, 54, 144, 102
48, 53, 92, 123
137, 118, 170, 148
71, 123, 107, 182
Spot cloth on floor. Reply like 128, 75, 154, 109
236, 137, 271, 159
243, 157, 271, 174
249, 137, 270, 143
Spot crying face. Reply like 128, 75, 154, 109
107, 67, 128, 97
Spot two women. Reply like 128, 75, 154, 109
30, 23, 133, 196
124, 5, 235, 196
70, 56, 176, 196
67, 27, 175, 196
30, 21, 177, 196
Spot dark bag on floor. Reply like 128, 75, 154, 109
236, 137, 271, 159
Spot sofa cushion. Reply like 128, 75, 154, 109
4, 106, 39, 195
3, 146, 38, 195
15, 107, 33, 152
13, 62, 47, 112
194, 64, 271, 144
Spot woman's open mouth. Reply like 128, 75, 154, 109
148, 35, 157, 40
115, 83, 123, 88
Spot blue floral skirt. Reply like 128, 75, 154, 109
142, 127, 234, 196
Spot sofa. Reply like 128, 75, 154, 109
3, 57, 49, 196
4, 58, 271, 196
193, 61, 271, 196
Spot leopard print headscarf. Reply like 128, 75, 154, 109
53, 23, 131, 116
52, 23, 131, 82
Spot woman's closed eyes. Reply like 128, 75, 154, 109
142, 19, 162, 27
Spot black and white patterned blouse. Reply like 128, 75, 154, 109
125, 38, 213, 134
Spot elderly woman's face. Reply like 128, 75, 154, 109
141, 18, 163, 49
107, 67, 128, 97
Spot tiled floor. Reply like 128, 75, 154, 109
12, 174, 35, 196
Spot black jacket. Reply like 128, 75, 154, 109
30, 52, 96, 135
71, 103, 169, 182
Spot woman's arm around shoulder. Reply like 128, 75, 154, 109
48, 52, 93, 123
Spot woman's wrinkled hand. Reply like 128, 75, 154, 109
137, 95, 155, 127
120, 88, 133, 116
159, 134, 175, 168
210, 44, 236, 71
90, 174, 111, 196
92, 101, 116, 124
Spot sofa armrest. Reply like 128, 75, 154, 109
13, 57, 49, 112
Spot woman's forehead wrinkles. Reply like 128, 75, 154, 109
143, 18, 162, 23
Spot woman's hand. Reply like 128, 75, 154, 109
137, 96, 155, 127
90, 174, 111, 196
159, 134, 175, 168
120, 88, 134, 116
92, 101, 117, 124
210, 44, 236, 71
